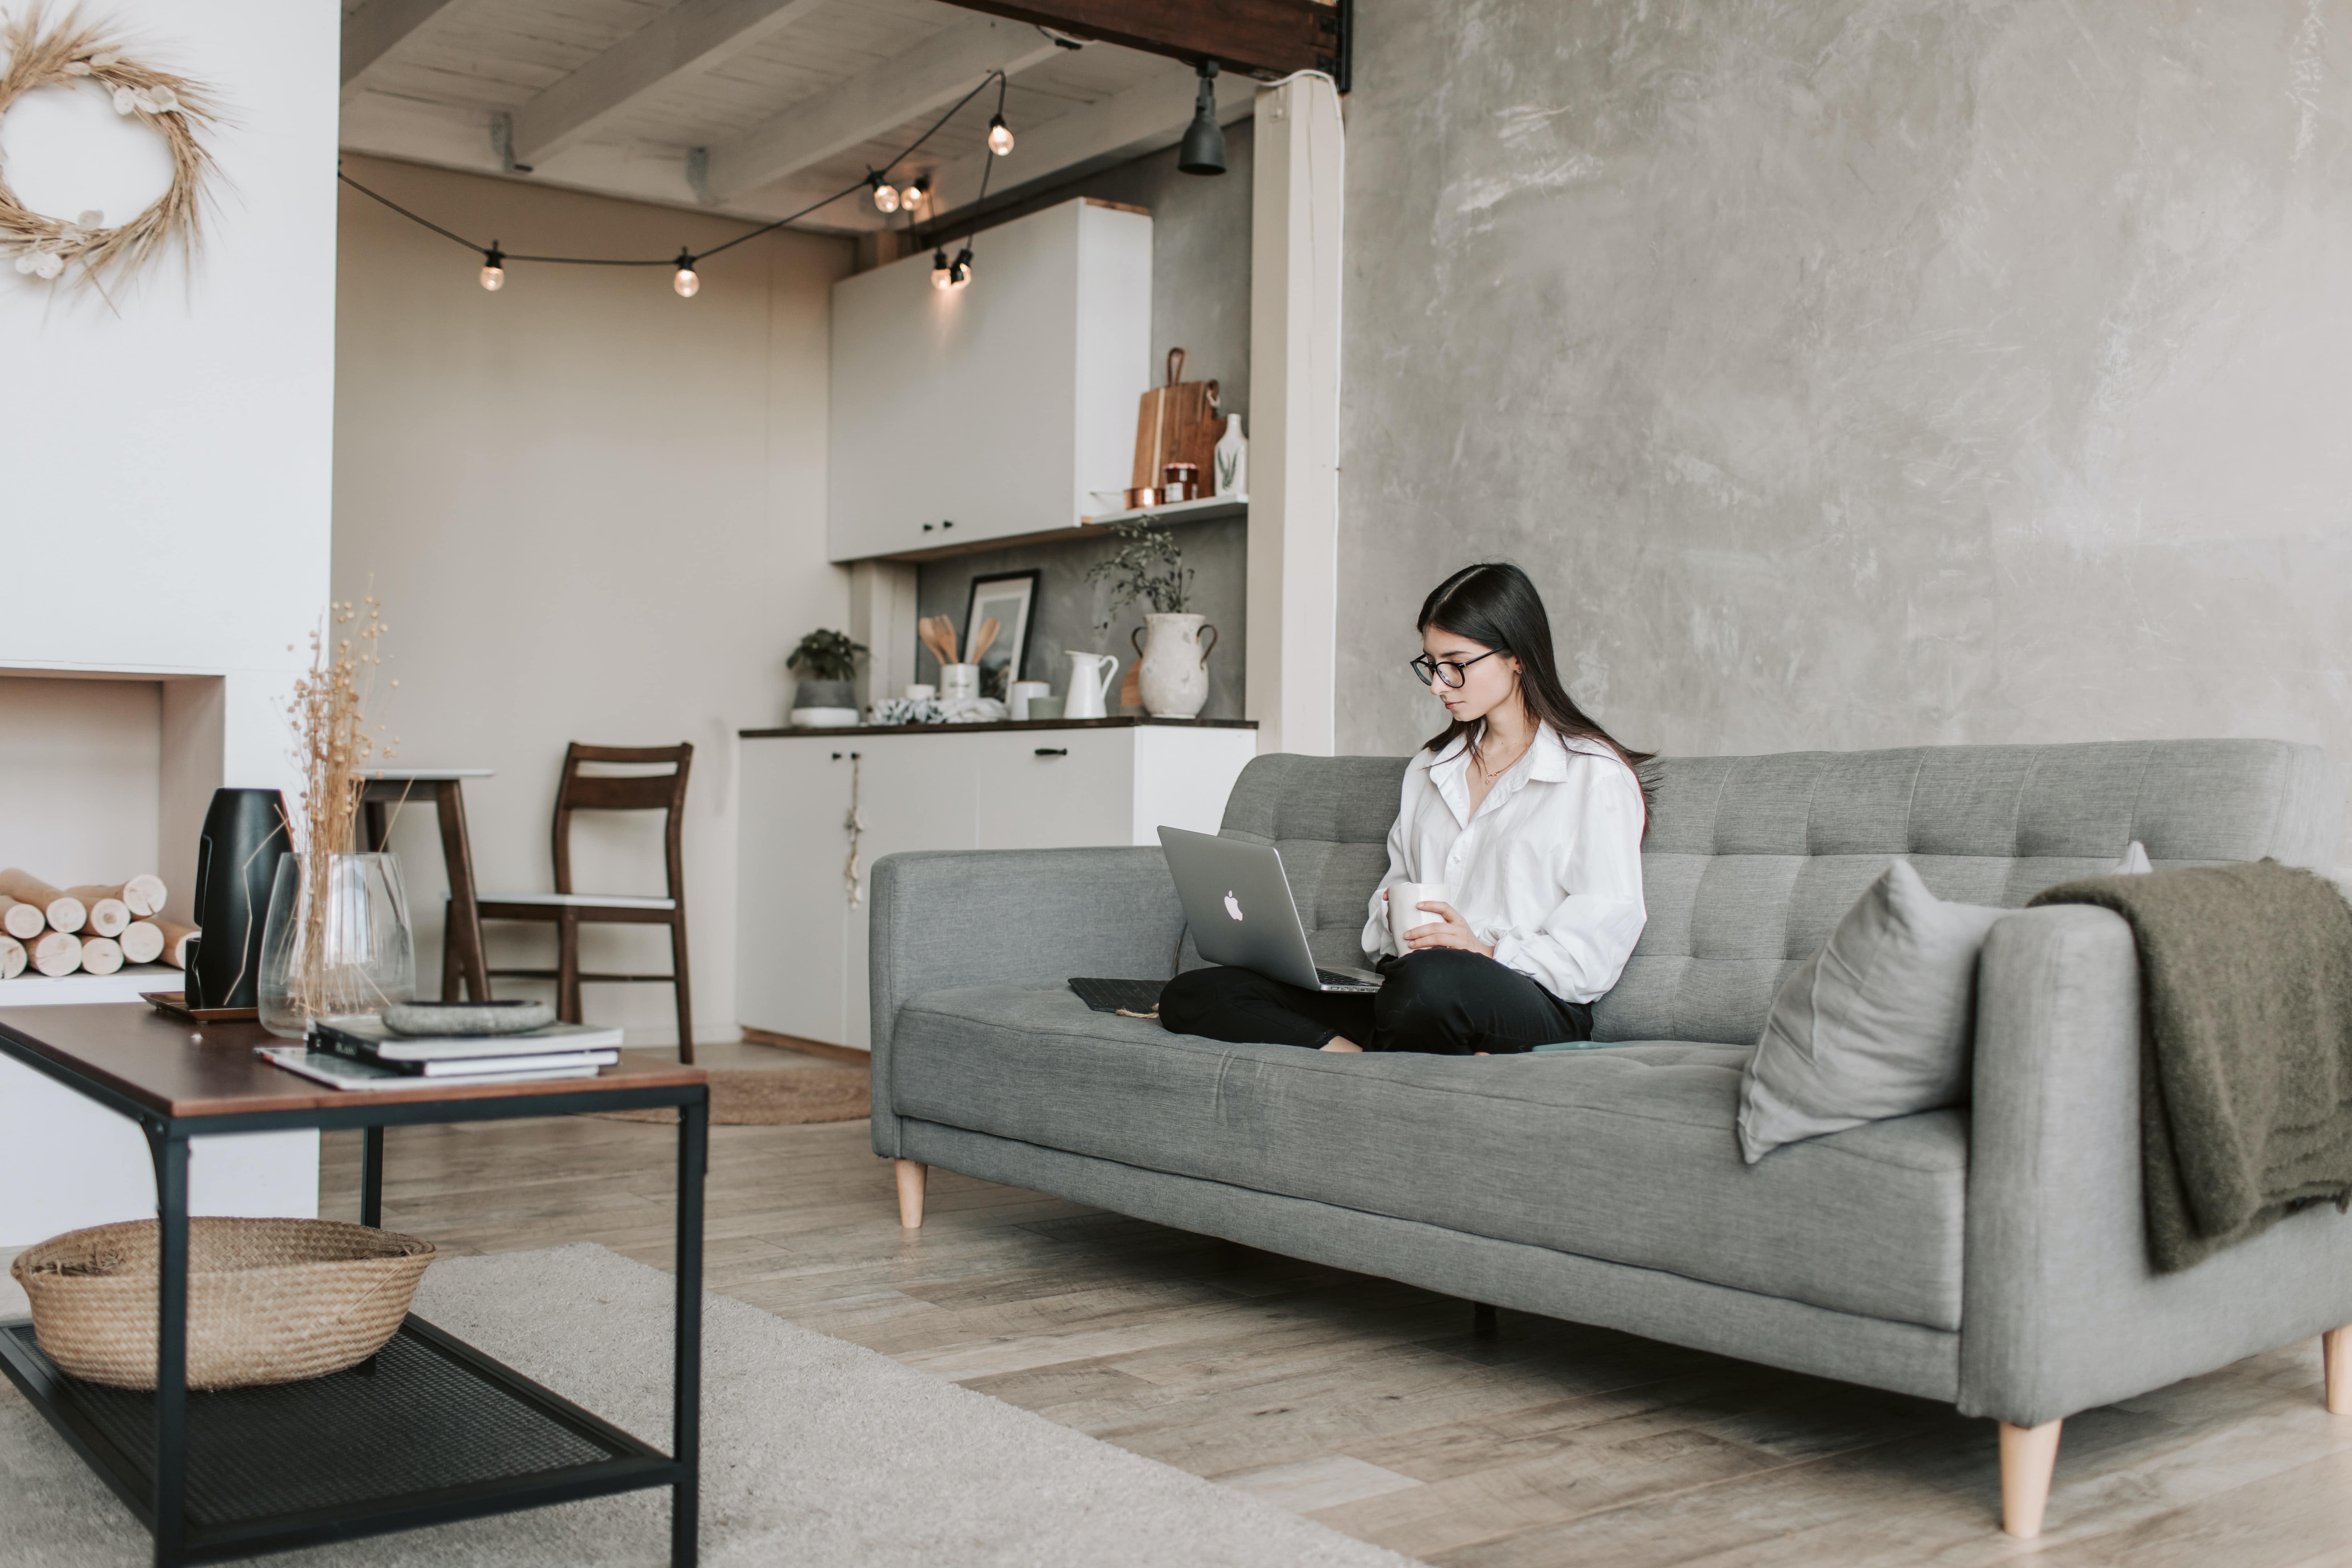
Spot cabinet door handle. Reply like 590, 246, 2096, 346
1034, 747, 1068, 757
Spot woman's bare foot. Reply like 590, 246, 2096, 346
1321, 1038, 1364, 1053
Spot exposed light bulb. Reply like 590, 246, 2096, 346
869, 171, 899, 214
987, 113, 1014, 156
901, 178, 928, 210
949, 246, 974, 291
673, 249, 700, 298
930, 248, 953, 292
479, 243, 505, 291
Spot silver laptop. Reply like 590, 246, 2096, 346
1159, 826, 1383, 993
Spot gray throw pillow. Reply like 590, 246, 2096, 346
1737, 859, 2004, 1163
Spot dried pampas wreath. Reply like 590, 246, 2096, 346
0, 5, 217, 290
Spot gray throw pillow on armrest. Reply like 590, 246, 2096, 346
1736, 859, 2004, 1163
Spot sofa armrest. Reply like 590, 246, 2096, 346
866, 846, 1183, 1158
1961, 905, 2352, 1426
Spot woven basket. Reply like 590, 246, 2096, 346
9, 1218, 434, 1391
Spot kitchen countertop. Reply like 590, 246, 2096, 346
739, 715, 1257, 739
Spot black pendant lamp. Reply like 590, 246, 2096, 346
1177, 61, 1225, 175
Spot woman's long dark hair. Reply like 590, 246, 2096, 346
1417, 563, 1655, 796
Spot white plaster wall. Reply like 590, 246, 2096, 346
0, 0, 338, 1244
332, 157, 851, 1047
1338, 0, 2352, 853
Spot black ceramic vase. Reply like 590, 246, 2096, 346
184, 788, 292, 1011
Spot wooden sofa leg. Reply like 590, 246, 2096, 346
2323, 1326, 2352, 1413
895, 1159, 927, 1229
1999, 1419, 2063, 1539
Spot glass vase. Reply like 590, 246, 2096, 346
257, 852, 415, 1038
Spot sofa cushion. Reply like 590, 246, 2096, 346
891, 983, 1967, 1330
1739, 860, 2005, 1163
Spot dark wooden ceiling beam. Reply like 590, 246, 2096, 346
944, 0, 1349, 90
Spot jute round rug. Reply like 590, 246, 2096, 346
0, 1244, 1422, 1568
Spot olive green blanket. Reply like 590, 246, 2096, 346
2031, 859, 2352, 1272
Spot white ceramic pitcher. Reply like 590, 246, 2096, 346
1063, 651, 1121, 720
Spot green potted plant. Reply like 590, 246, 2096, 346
1087, 521, 1215, 719
787, 629, 866, 723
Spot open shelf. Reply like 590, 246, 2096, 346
865, 495, 1246, 564
0, 1315, 673, 1559
0, 962, 181, 1008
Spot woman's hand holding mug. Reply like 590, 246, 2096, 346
1386, 882, 1491, 957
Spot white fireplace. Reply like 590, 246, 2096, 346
0, 0, 339, 1245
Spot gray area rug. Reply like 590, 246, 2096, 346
0, 1243, 1416, 1567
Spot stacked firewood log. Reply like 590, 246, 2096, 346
0, 869, 194, 981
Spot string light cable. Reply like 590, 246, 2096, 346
337, 68, 1014, 294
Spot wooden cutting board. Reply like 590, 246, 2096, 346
1132, 348, 1222, 491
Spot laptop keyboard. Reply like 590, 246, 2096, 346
1317, 968, 1380, 990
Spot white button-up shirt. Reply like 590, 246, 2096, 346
1359, 725, 1647, 1004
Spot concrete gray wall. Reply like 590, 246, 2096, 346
1337, 0, 2352, 847
916, 122, 1253, 717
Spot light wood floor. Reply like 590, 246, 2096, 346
321, 1115, 2352, 1566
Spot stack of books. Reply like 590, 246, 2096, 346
258, 1014, 624, 1091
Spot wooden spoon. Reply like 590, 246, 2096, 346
970, 616, 1000, 665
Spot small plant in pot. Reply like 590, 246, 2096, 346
788, 629, 865, 723
1087, 521, 1216, 719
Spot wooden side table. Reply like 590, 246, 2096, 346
0, 1005, 707, 1567
358, 768, 491, 1005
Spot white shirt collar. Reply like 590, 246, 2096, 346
1428, 724, 1577, 824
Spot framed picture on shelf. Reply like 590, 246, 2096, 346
964, 570, 1040, 701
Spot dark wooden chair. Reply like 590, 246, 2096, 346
473, 742, 696, 1062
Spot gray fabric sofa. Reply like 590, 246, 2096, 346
868, 739, 2352, 1536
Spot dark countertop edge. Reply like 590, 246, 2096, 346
740, 716, 1258, 739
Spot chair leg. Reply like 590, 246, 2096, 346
669, 916, 693, 1066
895, 1160, 926, 1229
440, 902, 461, 1004
1998, 1419, 2062, 1539
556, 912, 581, 1024
2324, 1327, 2352, 1414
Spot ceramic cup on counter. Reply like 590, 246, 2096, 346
1386, 882, 1453, 948
938, 663, 981, 701
903, 683, 937, 701
1026, 695, 1065, 721
1009, 680, 1051, 721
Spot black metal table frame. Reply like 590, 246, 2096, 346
0, 1028, 707, 1568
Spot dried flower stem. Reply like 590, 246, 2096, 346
277, 598, 399, 1021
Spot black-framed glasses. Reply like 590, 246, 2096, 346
1409, 650, 1501, 689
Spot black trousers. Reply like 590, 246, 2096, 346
1159, 948, 1594, 1056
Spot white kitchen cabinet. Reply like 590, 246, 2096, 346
736, 720, 1257, 1050
827, 198, 1152, 562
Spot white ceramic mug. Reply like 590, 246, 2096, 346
1009, 680, 1051, 721
1063, 652, 1120, 720
903, 683, 937, 701
939, 663, 980, 701
1387, 881, 1453, 949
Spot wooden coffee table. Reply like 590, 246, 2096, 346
0, 1005, 709, 1567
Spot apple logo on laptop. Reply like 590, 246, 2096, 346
1223, 890, 1244, 921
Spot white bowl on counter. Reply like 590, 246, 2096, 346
789, 707, 862, 728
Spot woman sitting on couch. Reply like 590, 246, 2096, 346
1160, 561, 1651, 1056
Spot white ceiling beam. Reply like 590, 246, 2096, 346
341, 0, 466, 103
701, 15, 1065, 204
915, 61, 1253, 228
509, 0, 828, 167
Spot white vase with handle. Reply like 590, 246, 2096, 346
1134, 613, 1218, 719
1062, 652, 1121, 720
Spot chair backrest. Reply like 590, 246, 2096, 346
1220, 739, 2338, 1045
551, 742, 693, 898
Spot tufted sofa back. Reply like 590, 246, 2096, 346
1220, 740, 2337, 1045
